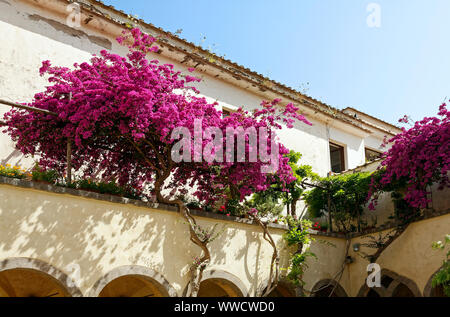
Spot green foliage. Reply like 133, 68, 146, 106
31, 163, 59, 184
281, 217, 317, 286
251, 151, 318, 217
368, 168, 422, 226
224, 198, 244, 216
186, 199, 202, 210
0, 164, 27, 179
432, 234, 450, 297
75, 178, 142, 200
248, 195, 284, 218
284, 151, 319, 208
287, 251, 317, 287
283, 219, 313, 246
303, 172, 373, 232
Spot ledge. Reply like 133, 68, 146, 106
310, 208, 450, 240
0, 176, 288, 231
344, 208, 450, 239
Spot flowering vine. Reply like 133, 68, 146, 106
368, 103, 449, 210
2, 28, 311, 296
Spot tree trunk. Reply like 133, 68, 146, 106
290, 198, 298, 218
249, 214, 279, 297
154, 179, 208, 295
130, 140, 212, 297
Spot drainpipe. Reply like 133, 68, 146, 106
326, 124, 333, 232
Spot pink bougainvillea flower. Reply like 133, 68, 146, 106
368, 103, 449, 209
2, 28, 313, 208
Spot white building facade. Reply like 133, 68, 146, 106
0, 0, 401, 178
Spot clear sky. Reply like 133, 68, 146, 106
103, 0, 450, 125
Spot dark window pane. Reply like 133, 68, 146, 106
330, 143, 345, 173
365, 148, 382, 162
222, 109, 231, 118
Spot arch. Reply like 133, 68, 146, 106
366, 289, 381, 297
357, 268, 422, 297
0, 257, 82, 297
423, 265, 448, 297
391, 283, 414, 297
311, 279, 348, 297
255, 278, 298, 297
89, 265, 177, 297
183, 270, 248, 297
266, 280, 297, 297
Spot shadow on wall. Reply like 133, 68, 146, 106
357, 269, 422, 297
310, 279, 347, 297
0, 185, 278, 297
0, 1, 112, 55
0, 258, 82, 297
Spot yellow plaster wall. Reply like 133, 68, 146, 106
0, 183, 288, 296
303, 213, 450, 297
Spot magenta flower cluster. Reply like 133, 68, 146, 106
368, 103, 450, 209
2, 28, 311, 204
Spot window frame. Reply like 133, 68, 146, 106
329, 141, 346, 173
364, 147, 383, 162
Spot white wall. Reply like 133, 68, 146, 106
0, 0, 387, 178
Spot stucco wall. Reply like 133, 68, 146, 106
0, 0, 387, 178
0, 180, 291, 296
302, 236, 350, 294
303, 212, 450, 297
0, 178, 448, 297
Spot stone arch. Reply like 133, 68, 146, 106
89, 265, 177, 297
266, 280, 297, 297
255, 277, 298, 297
357, 268, 422, 297
310, 279, 348, 297
184, 270, 248, 297
423, 265, 447, 297
0, 257, 83, 297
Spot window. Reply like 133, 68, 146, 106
222, 108, 232, 118
329, 142, 345, 173
365, 148, 382, 162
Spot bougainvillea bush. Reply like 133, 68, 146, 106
3, 28, 310, 203
2, 28, 312, 296
368, 103, 450, 210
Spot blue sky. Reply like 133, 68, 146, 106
103, 0, 450, 125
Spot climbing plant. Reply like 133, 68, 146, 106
2, 28, 312, 297
361, 105, 449, 263
281, 216, 317, 287
250, 150, 319, 218
368, 103, 450, 210
432, 234, 450, 297
303, 172, 373, 233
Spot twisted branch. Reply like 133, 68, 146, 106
249, 214, 279, 297
129, 138, 211, 297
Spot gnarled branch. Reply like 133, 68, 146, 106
250, 214, 279, 297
